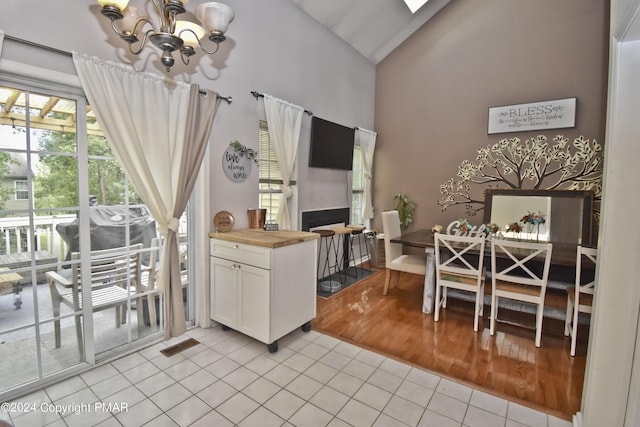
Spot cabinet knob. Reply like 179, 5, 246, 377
233, 244, 239, 249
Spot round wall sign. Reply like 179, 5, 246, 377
222, 146, 252, 183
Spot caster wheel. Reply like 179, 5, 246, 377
221, 324, 231, 331
301, 322, 311, 333
268, 341, 278, 353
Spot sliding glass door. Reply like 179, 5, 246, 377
0, 79, 175, 400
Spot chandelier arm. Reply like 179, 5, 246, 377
109, 19, 137, 40
197, 39, 221, 55
108, 16, 155, 44
150, 0, 182, 33
109, 19, 126, 37
180, 50, 191, 66
130, 17, 156, 37
178, 28, 203, 50
178, 28, 222, 55
150, 0, 165, 27
127, 29, 154, 55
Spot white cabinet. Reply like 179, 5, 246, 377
210, 232, 317, 352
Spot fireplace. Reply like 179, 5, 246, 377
301, 208, 350, 232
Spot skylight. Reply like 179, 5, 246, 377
403, 0, 429, 14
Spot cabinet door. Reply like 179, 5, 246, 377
210, 257, 238, 328
237, 263, 270, 342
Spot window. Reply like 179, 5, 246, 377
14, 180, 29, 200
351, 144, 364, 225
258, 120, 295, 224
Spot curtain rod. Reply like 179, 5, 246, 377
215, 95, 232, 103
251, 91, 313, 115
5, 34, 72, 57
4, 34, 232, 103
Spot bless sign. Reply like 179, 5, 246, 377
488, 98, 576, 134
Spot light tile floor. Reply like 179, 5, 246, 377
2, 325, 573, 427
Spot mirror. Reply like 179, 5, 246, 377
483, 189, 594, 245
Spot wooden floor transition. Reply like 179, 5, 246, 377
312, 266, 587, 421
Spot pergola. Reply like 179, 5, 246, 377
0, 86, 103, 136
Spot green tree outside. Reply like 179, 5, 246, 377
34, 127, 142, 209
0, 151, 19, 210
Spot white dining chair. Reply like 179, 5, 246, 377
434, 233, 486, 331
565, 245, 597, 356
381, 210, 427, 295
490, 239, 553, 347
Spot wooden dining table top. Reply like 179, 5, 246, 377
390, 229, 586, 267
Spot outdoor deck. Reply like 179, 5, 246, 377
0, 280, 159, 392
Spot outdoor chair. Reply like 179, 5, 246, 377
140, 235, 189, 327
47, 244, 143, 353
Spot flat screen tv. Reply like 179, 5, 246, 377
308, 116, 355, 171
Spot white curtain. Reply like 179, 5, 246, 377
0, 30, 4, 57
72, 53, 220, 339
263, 95, 304, 230
356, 127, 377, 221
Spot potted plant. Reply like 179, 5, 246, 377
393, 193, 416, 231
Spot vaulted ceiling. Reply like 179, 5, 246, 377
288, 0, 452, 64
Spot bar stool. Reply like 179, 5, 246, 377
311, 229, 346, 293
347, 224, 371, 278
331, 226, 356, 280
312, 229, 337, 280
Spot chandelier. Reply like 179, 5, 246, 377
96, 0, 234, 72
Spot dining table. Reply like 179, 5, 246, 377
390, 229, 585, 315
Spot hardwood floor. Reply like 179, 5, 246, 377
311, 267, 587, 421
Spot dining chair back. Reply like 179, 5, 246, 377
490, 239, 553, 347
564, 245, 597, 356
434, 233, 486, 331
381, 210, 427, 295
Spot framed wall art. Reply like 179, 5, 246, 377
488, 98, 576, 134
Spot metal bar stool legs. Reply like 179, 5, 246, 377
312, 229, 344, 292
312, 229, 336, 279
331, 226, 354, 281
347, 224, 369, 279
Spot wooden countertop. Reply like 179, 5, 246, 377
209, 229, 319, 248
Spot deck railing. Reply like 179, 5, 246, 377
0, 213, 186, 270
0, 214, 76, 261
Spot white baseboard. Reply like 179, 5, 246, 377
573, 412, 583, 427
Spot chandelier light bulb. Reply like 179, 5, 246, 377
175, 20, 205, 48
97, 0, 130, 9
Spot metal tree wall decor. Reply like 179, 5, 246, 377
438, 135, 603, 216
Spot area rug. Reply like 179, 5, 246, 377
317, 267, 377, 299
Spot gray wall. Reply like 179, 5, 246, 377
0, 0, 376, 229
